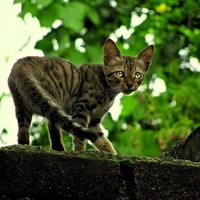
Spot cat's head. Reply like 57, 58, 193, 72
103, 39, 154, 95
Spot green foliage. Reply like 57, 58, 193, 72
13, 0, 200, 156
0, 93, 9, 144
0, 93, 9, 103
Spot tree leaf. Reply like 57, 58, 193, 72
35, 0, 53, 7
38, 3, 64, 27
61, 2, 89, 32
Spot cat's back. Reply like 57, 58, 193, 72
9, 56, 80, 88
11, 56, 74, 75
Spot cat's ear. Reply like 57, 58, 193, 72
137, 45, 154, 70
103, 39, 121, 65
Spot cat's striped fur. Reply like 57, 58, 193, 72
8, 39, 154, 155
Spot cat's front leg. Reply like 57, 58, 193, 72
73, 137, 86, 151
48, 121, 65, 151
71, 111, 90, 151
89, 124, 117, 155
92, 133, 117, 155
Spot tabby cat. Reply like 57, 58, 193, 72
8, 39, 154, 155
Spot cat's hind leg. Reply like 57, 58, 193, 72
15, 95, 32, 145
8, 75, 32, 144
48, 121, 65, 151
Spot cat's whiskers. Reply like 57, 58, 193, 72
109, 89, 120, 101
135, 90, 155, 106
101, 87, 120, 100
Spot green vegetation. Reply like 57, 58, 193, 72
3, 0, 200, 156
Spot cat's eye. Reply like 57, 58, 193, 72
134, 72, 142, 79
116, 71, 124, 78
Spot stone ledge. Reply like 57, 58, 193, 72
0, 141, 200, 200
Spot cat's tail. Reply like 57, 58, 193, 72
48, 104, 98, 140
32, 85, 98, 140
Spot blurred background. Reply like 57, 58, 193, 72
0, 0, 200, 156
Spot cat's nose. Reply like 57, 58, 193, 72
127, 83, 133, 89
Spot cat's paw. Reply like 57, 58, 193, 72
92, 135, 117, 155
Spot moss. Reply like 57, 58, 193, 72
0, 144, 51, 153
1, 144, 200, 199
160, 127, 200, 162
1, 144, 200, 168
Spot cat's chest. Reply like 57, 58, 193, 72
83, 86, 114, 117
92, 99, 114, 118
